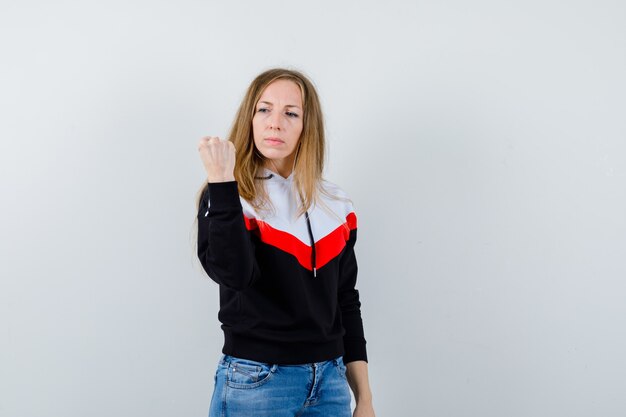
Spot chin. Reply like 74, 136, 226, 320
261, 148, 292, 159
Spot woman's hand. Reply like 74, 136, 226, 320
198, 136, 236, 183
353, 400, 376, 417
345, 360, 376, 417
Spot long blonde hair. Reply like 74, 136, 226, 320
190, 67, 352, 269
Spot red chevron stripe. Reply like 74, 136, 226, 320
242, 212, 357, 271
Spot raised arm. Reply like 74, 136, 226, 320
196, 136, 258, 290
197, 181, 258, 290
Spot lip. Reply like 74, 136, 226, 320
264, 137, 284, 144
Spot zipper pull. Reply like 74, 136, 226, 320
313, 267, 317, 277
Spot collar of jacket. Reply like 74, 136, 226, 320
255, 167, 317, 278
256, 167, 294, 182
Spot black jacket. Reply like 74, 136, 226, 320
197, 167, 367, 364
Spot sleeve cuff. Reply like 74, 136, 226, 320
343, 338, 368, 364
206, 181, 242, 210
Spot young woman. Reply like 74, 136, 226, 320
195, 68, 375, 417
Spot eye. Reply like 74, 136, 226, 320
286, 112, 299, 118
257, 108, 268, 113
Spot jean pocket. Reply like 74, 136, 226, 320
334, 356, 348, 381
225, 356, 276, 389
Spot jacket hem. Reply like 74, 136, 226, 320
222, 331, 345, 365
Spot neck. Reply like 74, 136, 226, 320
265, 156, 295, 179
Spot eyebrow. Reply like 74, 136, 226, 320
258, 101, 302, 110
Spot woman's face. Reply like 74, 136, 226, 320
252, 79, 304, 172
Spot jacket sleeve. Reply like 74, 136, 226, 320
337, 224, 368, 364
196, 181, 258, 291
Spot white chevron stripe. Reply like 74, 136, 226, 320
240, 176, 354, 246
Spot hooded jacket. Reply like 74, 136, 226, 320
197, 167, 368, 365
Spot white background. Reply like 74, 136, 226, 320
1, 1, 625, 416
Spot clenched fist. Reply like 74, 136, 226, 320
198, 136, 236, 183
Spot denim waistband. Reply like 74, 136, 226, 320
218, 353, 343, 368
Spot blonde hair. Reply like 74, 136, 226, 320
190, 67, 353, 269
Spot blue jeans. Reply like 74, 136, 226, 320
209, 354, 352, 417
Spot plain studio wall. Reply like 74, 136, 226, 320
1, 1, 625, 416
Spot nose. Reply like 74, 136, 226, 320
268, 110, 282, 130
